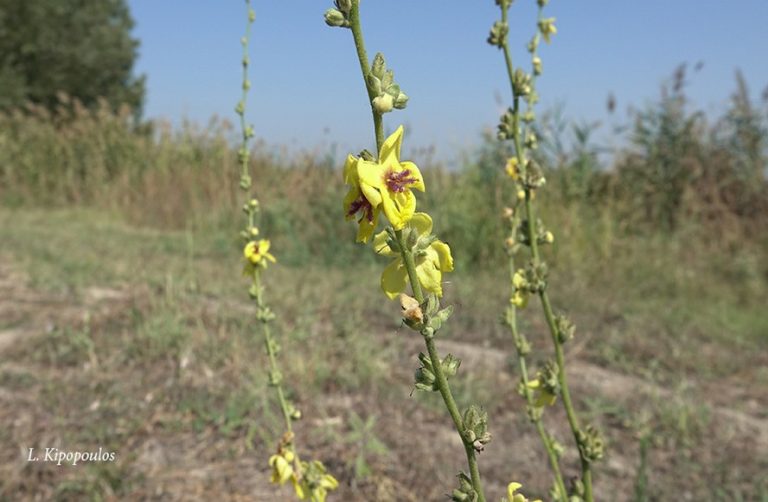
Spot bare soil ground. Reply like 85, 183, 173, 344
1, 258, 766, 501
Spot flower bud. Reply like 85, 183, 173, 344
371, 53, 386, 79
334, 0, 352, 14
367, 74, 382, 95
577, 425, 605, 463
372, 94, 394, 114
324, 8, 347, 27
487, 20, 508, 48
532, 56, 542, 76
512, 69, 532, 96
393, 92, 409, 110
538, 17, 557, 43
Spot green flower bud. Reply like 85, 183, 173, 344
527, 34, 540, 53
371, 53, 386, 79
487, 20, 508, 48
367, 74, 382, 95
334, 0, 352, 14
532, 56, 542, 76
248, 9, 255, 22
393, 92, 409, 109
512, 69, 532, 96
555, 313, 576, 343
268, 369, 282, 386
538, 17, 557, 44
324, 8, 348, 28
577, 425, 605, 463
441, 353, 461, 378
462, 405, 491, 452
451, 473, 477, 502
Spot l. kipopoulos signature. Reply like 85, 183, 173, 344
26, 447, 116, 466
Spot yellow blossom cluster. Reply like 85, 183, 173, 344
344, 126, 454, 298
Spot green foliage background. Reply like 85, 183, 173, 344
0, 0, 145, 114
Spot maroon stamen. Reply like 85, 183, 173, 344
385, 169, 418, 193
348, 195, 374, 223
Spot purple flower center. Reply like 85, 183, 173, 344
385, 169, 417, 193
347, 195, 375, 223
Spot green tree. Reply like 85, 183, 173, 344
0, 0, 145, 114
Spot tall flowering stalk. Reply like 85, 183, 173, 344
489, 1, 604, 501
235, 2, 337, 500
325, 0, 505, 500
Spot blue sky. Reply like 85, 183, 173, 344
128, 1, 768, 163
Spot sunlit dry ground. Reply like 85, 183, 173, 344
1, 208, 766, 501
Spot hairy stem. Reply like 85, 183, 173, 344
348, 0, 384, 151
498, 1, 593, 499
395, 230, 486, 502
506, 224, 568, 501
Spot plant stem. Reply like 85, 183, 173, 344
394, 229, 486, 502
506, 236, 568, 501
257, 281, 293, 434
497, 1, 593, 498
348, 0, 384, 151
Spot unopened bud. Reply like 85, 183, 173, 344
324, 8, 347, 27
372, 94, 394, 114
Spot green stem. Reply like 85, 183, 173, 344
348, 0, 384, 151
506, 234, 567, 501
394, 230, 486, 502
517, 112, 593, 502
498, 1, 594, 498
260, 303, 293, 433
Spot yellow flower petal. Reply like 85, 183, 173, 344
381, 259, 408, 299
409, 212, 433, 236
373, 229, 396, 256
291, 475, 307, 499
400, 161, 425, 192
358, 159, 387, 192
269, 454, 293, 485
430, 240, 454, 272
343, 186, 362, 221
416, 260, 443, 297
507, 482, 523, 500
379, 125, 404, 162
343, 154, 359, 185
382, 190, 416, 230
356, 206, 379, 243
320, 474, 339, 490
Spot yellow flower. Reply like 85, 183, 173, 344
373, 213, 453, 299
357, 125, 425, 230
244, 239, 277, 267
268, 449, 295, 485
343, 154, 382, 243
291, 476, 307, 500
510, 270, 529, 308
538, 17, 557, 43
309, 473, 339, 502
505, 157, 520, 180
526, 378, 557, 407
503, 482, 541, 502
